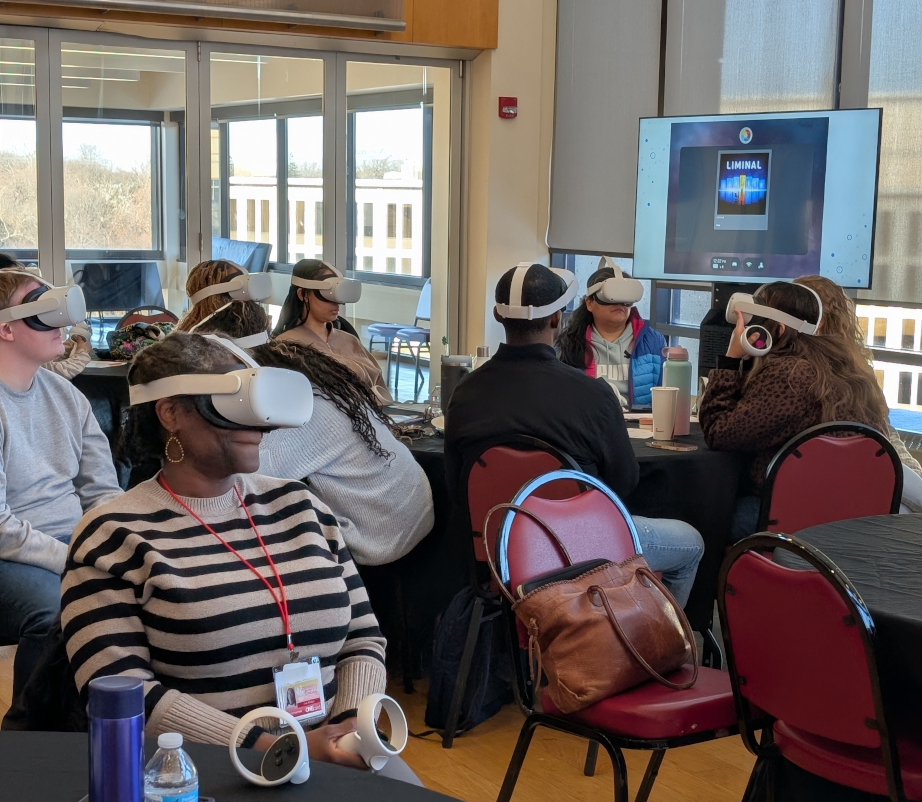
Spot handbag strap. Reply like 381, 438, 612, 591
482, 502, 575, 605
590, 567, 699, 690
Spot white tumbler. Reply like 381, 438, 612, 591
651, 386, 679, 441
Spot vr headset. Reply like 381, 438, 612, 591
725, 283, 823, 357
586, 256, 644, 306
291, 263, 362, 304
189, 302, 271, 349
189, 270, 274, 306
494, 262, 579, 320
128, 335, 313, 431
0, 271, 87, 331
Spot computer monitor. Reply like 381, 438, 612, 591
632, 108, 882, 290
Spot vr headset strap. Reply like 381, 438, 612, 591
734, 300, 818, 335
0, 291, 64, 324
189, 274, 246, 305
129, 372, 242, 405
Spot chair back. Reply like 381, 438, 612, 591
759, 422, 902, 533
117, 305, 179, 329
496, 470, 641, 595
719, 535, 894, 758
415, 278, 432, 324
465, 437, 580, 564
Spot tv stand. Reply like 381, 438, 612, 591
697, 282, 750, 379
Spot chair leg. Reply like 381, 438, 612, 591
702, 628, 723, 670
583, 740, 599, 777
385, 337, 394, 391
634, 749, 666, 802
442, 595, 486, 748
496, 716, 541, 802
594, 736, 629, 802
413, 344, 423, 401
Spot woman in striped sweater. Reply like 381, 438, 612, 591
60, 333, 389, 769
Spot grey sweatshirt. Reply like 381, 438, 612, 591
589, 324, 634, 407
0, 369, 121, 574
258, 395, 434, 565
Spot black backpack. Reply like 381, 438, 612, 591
424, 586, 512, 734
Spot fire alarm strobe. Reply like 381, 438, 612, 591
499, 97, 517, 118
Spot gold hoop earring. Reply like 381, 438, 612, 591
165, 433, 184, 464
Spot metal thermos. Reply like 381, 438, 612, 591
440, 355, 472, 426
661, 346, 692, 436
88, 676, 145, 802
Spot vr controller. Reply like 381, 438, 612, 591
724, 283, 823, 357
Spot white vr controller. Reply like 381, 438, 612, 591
291, 262, 362, 305
189, 271, 274, 306
724, 283, 823, 357
586, 256, 644, 305
229, 695, 408, 787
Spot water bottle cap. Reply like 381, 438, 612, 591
662, 346, 689, 360
88, 676, 144, 720
158, 733, 183, 750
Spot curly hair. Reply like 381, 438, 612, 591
793, 274, 872, 361
251, 338, 394, 461
177, 260, 247, 331
118, 332, 243, 468
272, 259, 337, 337
745, 281, 889, 432
555, 265, 617, 369
189, 299, 271, 339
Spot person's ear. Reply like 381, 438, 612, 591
777, 322, 786, 338
549, 311, 562, 331
0, 322, 15, 343
493, 308, 504, 325
155, 397, 183, 433
585, 298, 596, 315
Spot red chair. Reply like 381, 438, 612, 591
116, 305, 178, 329
718, 533, 922, 801
758, 421, 902, 533
495, 469, 738, 802
439, 437, 581, 748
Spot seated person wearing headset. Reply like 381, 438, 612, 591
191, 300, 435, 566
60, 333, 420, 783
445, 263, 704, 607
698, 280, 891, 541
794, 274, 922, 514
0, 270, 120, 704
272, 259, 393, 403
557, 258, 666, 409
177, 259, 274, 332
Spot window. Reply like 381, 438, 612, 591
386, 256, 396, 274
227, 118, 277, 255
402, 203, 413, 248
899, 372, 912, 405
363, 203, 374, 243
294, 200, 305, 244
401, 257, 412, 274
287, 115, 323, 259
874, 319, 888, 347
904, 319, 916, 350
858, 317, 870, 344
0, 37, 38, 259
876, 369, 885, 389
363, 255, 373, 271
314, 201, 323, 244
387, 203, 397, 244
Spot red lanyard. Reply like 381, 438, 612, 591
159, 475, 295, 656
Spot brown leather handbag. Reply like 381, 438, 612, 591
485, 503, 698, 714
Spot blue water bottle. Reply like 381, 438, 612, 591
88, 676, 145, 802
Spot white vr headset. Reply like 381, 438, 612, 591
725, 283, 823, 357
291, 263, 362, 304
128, 335, 313, 430
189, 270, 274, 306
586, 256, 645, 305
494, 262, 579, 320
0, 270, 87, 331
189, 302, 271, 349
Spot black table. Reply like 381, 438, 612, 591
0, 731, 456, 802
404, 426, 741, 633
72, 362, 129, 449
796, 514, 922, 709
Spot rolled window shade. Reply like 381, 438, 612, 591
547, 0, 661, 256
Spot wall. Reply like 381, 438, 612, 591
462, 0, 558, 353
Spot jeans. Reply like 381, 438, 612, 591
631, 516, 704, 608
730, 496, 761, 544
0, 559, 62, 700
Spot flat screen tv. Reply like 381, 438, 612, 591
632, 108, 882, 289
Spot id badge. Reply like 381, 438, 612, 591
273, 656, 326, 727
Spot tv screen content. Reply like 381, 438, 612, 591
633, 109, 882, 288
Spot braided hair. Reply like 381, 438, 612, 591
251, 339, 394, 461
177, 260, 247, 331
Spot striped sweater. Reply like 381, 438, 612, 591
61, 473, 386, 747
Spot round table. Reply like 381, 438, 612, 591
796, 514, 922, 709
0, 731, 456, 802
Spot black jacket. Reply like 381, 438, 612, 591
444, 342, 640, 505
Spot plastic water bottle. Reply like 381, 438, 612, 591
143, 733, 199, 802
661, 346, 692, 436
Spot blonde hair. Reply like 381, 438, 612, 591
793, 274, 872, 361
0, 271, 36, 312
176, 260, 246, 331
